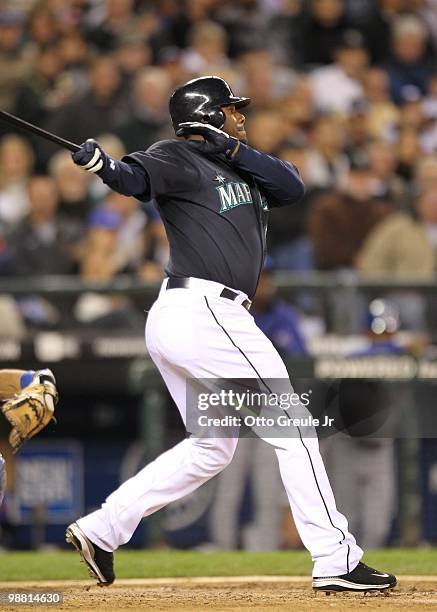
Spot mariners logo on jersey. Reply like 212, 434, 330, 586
214, 174, 253, 213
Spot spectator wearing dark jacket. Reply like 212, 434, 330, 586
3, 175, 81, 276
116, 67, 172, 153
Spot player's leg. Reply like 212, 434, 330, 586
67, 283, 390, 590
69, 290, 241, 577
75, 346, 238, 548
195, 294, 395, 590
67, 344, 238, 583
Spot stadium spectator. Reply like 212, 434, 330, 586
268, 0, 307, 67
367, 140, 407, 203
358, 212, 432, 277
385, 15, 434, 105
356, 199, 434, 329
45, 56, 128, 150
137, 202, 169, 283
304, 114, 349, 190
86, 0, 138, 52
309, 30, 369, 115
415, 189, 437, 267
95, 193, 146, 273
416, 0, 437, 50
74, 205, 144, 330
116, 67, 173, 153
396, 127, 422, 183
362, 67, 399, 140
280, 77, 315, 141
237, 47, 297, 110
115, 34, 153, 90
0, 10, 30, 115
25, 4, 59, 50
48, 150, 93, 224
216, 0, 272, 58
414, 154, 437, 195
308, 172, 392, 270
3, 175, 82, 277
343, 101, 371, 169
16, 45, 63, 113
12, 45, 64, 167
244, 110, 287, 155
360, 0, 404, 64
298, 0, 350, 67
55, 32, 90, 102
181, 20, 231, 76
0, 135, 34, 231
163, 0, 220, 50
155, 45, 193, 90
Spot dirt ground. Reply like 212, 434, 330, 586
1, 576, 437, 611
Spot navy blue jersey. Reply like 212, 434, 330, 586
96, 138, 304, 298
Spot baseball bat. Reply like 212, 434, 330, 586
0, 109, 81, 153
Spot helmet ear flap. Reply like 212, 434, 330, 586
201, 108, 225, 129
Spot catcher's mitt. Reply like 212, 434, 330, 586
1, 369, 58, 452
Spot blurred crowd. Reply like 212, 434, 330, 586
0, 0, 437, 334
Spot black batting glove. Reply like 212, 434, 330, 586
72, 138, 110, 173
176, 122, 240, 159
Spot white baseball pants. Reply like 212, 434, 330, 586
78, 278, 363, 577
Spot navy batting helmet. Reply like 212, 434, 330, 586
169, 76, 250, 133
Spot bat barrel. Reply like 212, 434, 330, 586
0, 109, 81, 153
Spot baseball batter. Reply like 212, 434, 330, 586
66, 76, 396, 593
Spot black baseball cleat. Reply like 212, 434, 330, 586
313, 561, 397, 593
66, 522, 115, 586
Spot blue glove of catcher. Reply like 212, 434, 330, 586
176, 122, 240, 159
72, 138, 110, 173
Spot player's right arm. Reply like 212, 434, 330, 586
72, 138, 197, 201
72, 139, 152, 200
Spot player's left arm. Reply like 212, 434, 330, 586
177, 122, 305, 207
231, 143, 305, 208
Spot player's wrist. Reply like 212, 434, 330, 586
72, 139, 109, 175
